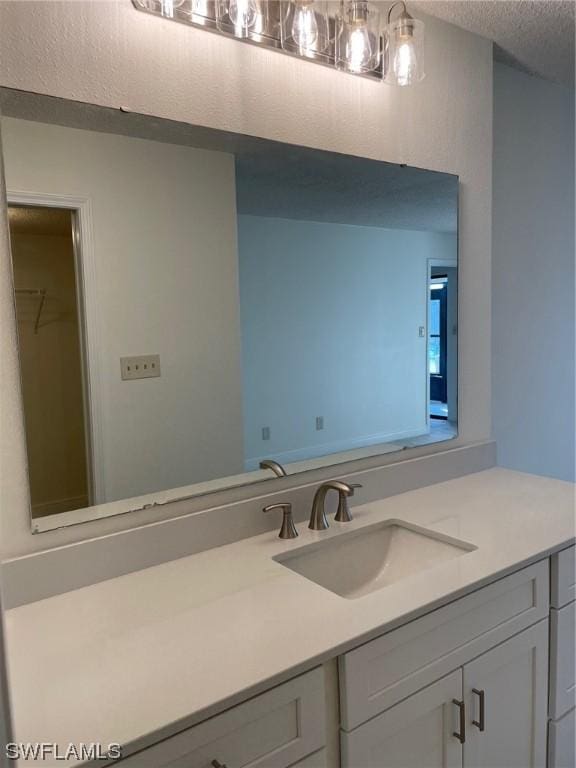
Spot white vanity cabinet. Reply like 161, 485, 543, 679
339, 562, 550, 768
113, 555, 572, 768
119, 668, 326, 768
548, 545, 576, 768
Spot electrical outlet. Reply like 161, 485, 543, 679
316, 416, 324, 431
120, 354, 161, 381
262, 426, 271, 441
418, 326, 425, 338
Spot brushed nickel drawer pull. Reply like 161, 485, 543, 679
472, 688, 486, 732
211, 761, 227, 768
452, 698, 466, 744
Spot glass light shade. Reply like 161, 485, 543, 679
216, 0, 266, 38
384, 15, 424, 85
134, 0, 186, 18
190, 0, 215, 22
335, 1, 381, 74
280, 1, 331, 56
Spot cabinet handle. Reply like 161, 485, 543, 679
472, 688, 486, 732
211, 761, 228, 768
452, 698, 466, 744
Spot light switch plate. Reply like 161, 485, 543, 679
120, 354, 161, 381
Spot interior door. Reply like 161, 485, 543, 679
463, 621, 548, 768
341, 670, 463, 768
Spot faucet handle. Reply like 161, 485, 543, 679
335, 482, 363, 523
263, 502, 298, 539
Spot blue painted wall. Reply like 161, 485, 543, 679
492, 64, 575, 481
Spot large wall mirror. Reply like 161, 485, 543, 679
0, 89, 458, 533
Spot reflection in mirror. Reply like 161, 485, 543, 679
9, 205, 92, 517
0, 91, 458, 532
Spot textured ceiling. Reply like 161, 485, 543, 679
236, 147, 458, 232
415, 0, 575, 85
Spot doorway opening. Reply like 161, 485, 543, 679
429, 275, 448, 418
428, 265, 457, 439
8, 204, 93, 517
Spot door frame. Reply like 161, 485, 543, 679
7, 190, 106, 524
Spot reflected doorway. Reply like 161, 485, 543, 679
8, 204, 93, 517
428, 265, 457, 436
429, 277, 448, 410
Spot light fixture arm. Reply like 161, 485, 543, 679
387, 1, 408, 24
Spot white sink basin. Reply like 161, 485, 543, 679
274, 520, 476, 599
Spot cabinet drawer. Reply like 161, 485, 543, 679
551, 545, 575, 608
119, 668, 325, 767
550, 602, 576, 719
339, 560, 548, 730
548, 709, 576, 768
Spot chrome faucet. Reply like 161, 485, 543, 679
259, 459, 288, 478
309, 481, 362, 530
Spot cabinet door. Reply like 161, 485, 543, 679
550, 602, 576, 718
463, 620, 548, 768
341, 670, 463, 768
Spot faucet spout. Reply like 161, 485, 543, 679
259, 459, 288, 478
309, 481, 354, 530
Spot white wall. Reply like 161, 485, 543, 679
0, 1, 492, 557
2, 118, 244, 503
239, 215, 457, 466
492, 64, 575, 482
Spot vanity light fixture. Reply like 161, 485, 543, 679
384, 1, 425, 85
335, 1, 381, 74
133, 0, 424, 85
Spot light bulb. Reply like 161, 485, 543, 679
393, 37, 418, 85
347, 23, 374, 73
228, 0, 258, 29
291, 1, 318, 50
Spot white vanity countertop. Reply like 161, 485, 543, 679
4, 467, 575, 764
